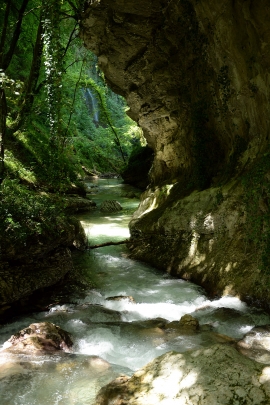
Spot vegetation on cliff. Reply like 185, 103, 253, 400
0, 0, 141, 250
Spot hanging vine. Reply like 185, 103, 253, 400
42, 0, 63, 145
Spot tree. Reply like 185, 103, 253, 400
0, 86, 6, 183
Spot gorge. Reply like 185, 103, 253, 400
1, 1, 270, 403
81, 0, 270, 306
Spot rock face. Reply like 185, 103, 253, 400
121, 145, 154, 190
81, 0, 270, 304
2, 322, 73, 353
94, 344, 270, 405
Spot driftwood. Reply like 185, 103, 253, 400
89, 239, 130, 249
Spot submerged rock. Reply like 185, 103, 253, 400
75, 303, 123, 322
2, 322, 73, 354
100, 200, 123, 212
95, 344, 270, 405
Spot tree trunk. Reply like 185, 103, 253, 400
2, 0, 30, 71
0, 1, 11, 66
10, 15, 44, 132
0, 88, 7, 183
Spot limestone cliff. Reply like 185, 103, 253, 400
81, 0, 270, 304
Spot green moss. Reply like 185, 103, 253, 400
242, 153, 270, 274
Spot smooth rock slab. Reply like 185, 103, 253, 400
94, 344, 270, 405
238, 325, 270, 364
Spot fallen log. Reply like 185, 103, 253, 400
88, 239, 130, 249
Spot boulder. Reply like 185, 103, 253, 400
100, 200, 123, 212
165, 314, 199, 332
106, 295, 136, 304
64, 196, 97, 213
2, 322, 73, 354
179, 314, 200, 330
95, 344, 270, 405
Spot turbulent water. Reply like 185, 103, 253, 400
1, 179, 270, 405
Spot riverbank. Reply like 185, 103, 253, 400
0, 183, 97, 322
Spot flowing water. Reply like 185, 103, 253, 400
1, 179, 270, 405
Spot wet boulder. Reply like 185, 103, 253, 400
164, 314, 199, 332
2, 322, 73, 354
64, 196, 97, 213
100, 200, 123, 212
94, 344, 270, 405
106, 295, 136, 304
179, 314, 200, 329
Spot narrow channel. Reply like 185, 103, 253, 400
1, 179, 270, 405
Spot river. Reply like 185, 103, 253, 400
1, 179, 270, 404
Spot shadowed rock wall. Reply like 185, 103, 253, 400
81, 0, 270, 304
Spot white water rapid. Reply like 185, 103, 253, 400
1, 179, 270, 405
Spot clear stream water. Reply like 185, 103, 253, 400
1, 179, 270, 405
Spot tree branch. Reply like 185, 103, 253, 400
95, 89, 127, 163
62, 22, 79, 58
63, 59, 85, 143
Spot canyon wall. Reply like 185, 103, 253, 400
81, 0, 270, 304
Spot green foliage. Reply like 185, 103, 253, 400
242, 154, 270, 273
71, 75, 142, 173
0, 0, 140, 186
43, 0, 63, 140
0, 178, 65, 246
